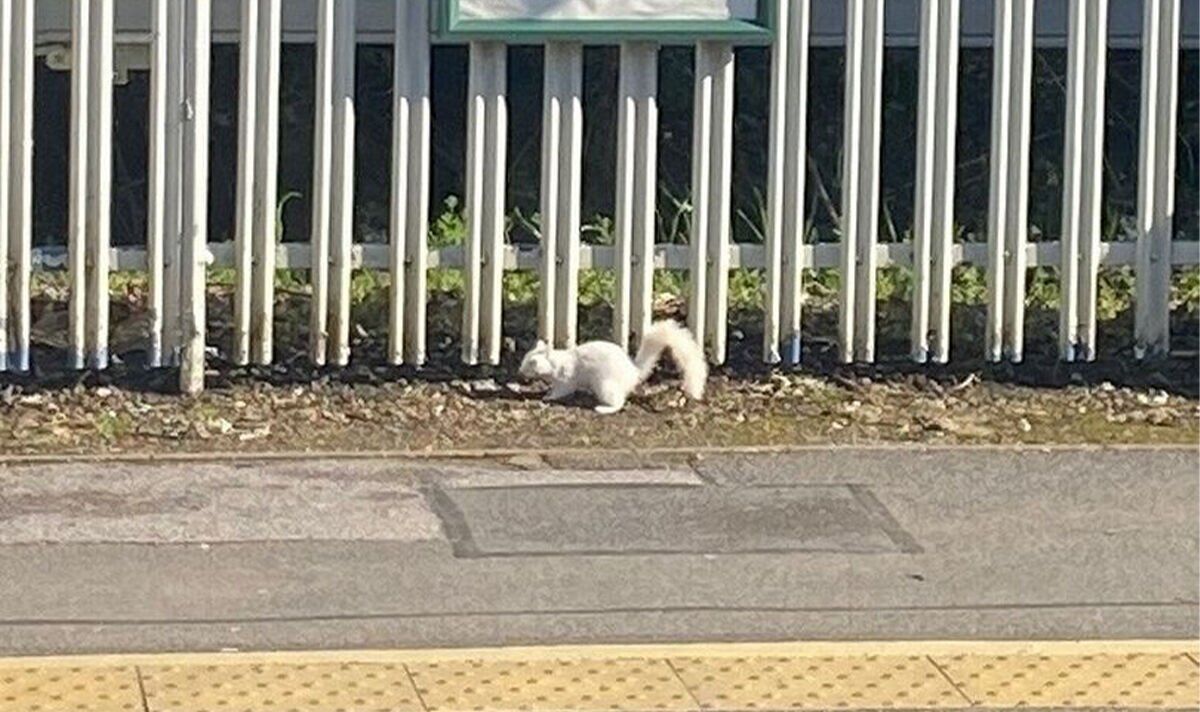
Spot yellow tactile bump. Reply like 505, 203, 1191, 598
139, 662, 424, 712
669, 654, 968, 709
934, 651, 1200, 708
0, 665, 142, 712
406, 657, 696, 711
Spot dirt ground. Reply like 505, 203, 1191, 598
2, 286, 1196, 456
1, 348, 1195, 456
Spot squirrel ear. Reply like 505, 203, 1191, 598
534, 339, 548, 350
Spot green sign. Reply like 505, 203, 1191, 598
434, 0, 773, 43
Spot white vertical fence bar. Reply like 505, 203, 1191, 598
463, 43, 487, 363
329, 0, 356, 366
628, 44, 659, 350
480, 42, 508, 363
762, 0, 789, 365
928, 0, 959, 364
85, 0, 113, 369
1135, 0, 1180, 359
179, 0, 210, 394
309, 0, 334, 365
463, 41, 507, 364
232, 0, 258, 366
252, 0, 282, 365
984, 0, 1013, 362
987, 0, 1034, 363
544, 57, 579, 346
391, 0, 432, 366
852, 0, 884, 363
1003, 0, 1035, 362
1058, 0, 1086, 361
8, 0, 34, 372
910, 0, 939, 363
549, 42, 580, 348
1076, 0, 1108, 361
913, 0, 959, 364
779, 0, 811, 366
613, 45, 634, 350
145, 0, 169, 368
0, 0, 12, 371
688, 43, 717, 353
1059, 0, 1108, 362
703, 43, 734, 364
538, 46, 562, 346
161, 0, 183, 366
68, 0, 89, 369
838, 0, 866, 364
612, 42, 653, 351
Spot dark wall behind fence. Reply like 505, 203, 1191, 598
29, 45, 1200, 252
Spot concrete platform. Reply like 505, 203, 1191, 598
0, 447, 1196, 656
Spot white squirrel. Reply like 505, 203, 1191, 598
519, 320, 708, 414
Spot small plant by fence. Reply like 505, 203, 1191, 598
0, 1, 1196, 393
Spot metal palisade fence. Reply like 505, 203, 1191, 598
0, 1, 1196, 393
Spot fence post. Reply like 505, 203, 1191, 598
852, 0, 883, 364
481, 43, 508, 364
1059, 0, 1108, 362
232, 0, 259, 366
161, 0, 184, 367
145, 0, 170, 369
984, 0, 1012, 362
463, 41, 506, 364
629, 44, 659, 351
614, 42, 658, 351
85, 0, 113, 370
544, 42, 583, 350
309, 0, 334, 366
838, 0, 863, 364
7, 0, 33, 372
390, 0, 432, 367
928, 0, 959, 364
764, 0, 809, 366
1074, 0, 1107, 362
0, 0, 12, 372
702, 43, 734, 365
1135, 0, 1180, 359
839, 0, 883, 364
252, 0, 282, 365
912, 0, 959, 364
688, 41, 734, 359
67, 0, 91, 368
537, 44, 561, 347
1004, 0, 1035, 363
463, 43, 485, 364
329, 0, 356, 366
178, 0, 210, 394
986, 0, 1034, 363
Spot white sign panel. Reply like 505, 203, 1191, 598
456, 0, 760, 22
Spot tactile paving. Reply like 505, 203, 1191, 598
668, 654, 968, 709
932, 652, 1200, 708
2, 643, 1198, 711
406, 657, 696, 711
139, 662, 425, 712
0, 665, 142, 712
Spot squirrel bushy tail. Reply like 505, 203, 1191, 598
633, 320, 708, 400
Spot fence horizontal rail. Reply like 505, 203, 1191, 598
27, 240, 1200, 274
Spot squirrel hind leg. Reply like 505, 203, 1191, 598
592, 380, 628, 415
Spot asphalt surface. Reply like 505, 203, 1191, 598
0, 447, 1196, 655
